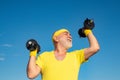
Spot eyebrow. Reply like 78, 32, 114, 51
63, 31, 69, 34
63, 32, 71, 35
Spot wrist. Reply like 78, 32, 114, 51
84, 29, 92, 36
30, 49, 37, 56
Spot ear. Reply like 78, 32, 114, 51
53, 36, 59, 42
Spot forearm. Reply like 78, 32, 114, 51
84, 31, 100, 59
27, 56, 40, 79
87, 32, 100, 51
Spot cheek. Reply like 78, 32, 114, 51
59, 38, 68, 46
59, 38, 66, 44
59, 38, 72, 46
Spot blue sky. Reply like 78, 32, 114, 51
0, 0, 120, 80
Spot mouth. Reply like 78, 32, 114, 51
67, 38, 72, 42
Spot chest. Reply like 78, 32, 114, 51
43, 54, 80, 74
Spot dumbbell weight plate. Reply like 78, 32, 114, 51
84, 18, 95, 30
26, 39, 38, 51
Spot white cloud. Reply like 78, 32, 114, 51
0, 57, 5, 61
1, 44, 13, 47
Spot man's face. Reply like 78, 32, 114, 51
57, 31, 72, 49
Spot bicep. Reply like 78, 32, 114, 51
36, 64, 42, 74
36, 64, 41, 73
84, 48, 97, 60
29, 64, 41, 79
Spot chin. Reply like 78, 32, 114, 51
66, 44, 72, 49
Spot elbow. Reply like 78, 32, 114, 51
97, 45, 100, 52
93, 46, 100, 53
96, 47, 100, 53
85, 46, 100, 59
89, 46, 100, 54
27, 69, 36, 79
27, 73, 36, 79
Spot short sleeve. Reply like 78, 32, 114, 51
36, 54, 44, 71
73, 49, 88, 64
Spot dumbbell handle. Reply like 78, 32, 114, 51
26, 39, 40, 53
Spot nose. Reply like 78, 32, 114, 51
68, 33, 72, 39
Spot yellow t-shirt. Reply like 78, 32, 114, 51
36, 49, 86, 80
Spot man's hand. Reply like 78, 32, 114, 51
26, 39, 41, 56
78, 18, 95, 38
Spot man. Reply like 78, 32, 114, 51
26, 28, 100, 80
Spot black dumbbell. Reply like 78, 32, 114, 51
26, 39, 40, 53
78, 18, 95, 37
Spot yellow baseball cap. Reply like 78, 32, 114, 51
52, 29, 69, 40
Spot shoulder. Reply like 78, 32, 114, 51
69, 49, 87, 64
37, 50, 53, 57
69, 49, 85, 55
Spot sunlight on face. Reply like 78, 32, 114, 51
59, 32, 72, 49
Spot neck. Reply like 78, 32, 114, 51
54, 47, 67, 55
54, 48, 67, 60
54, 43, 67, 54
